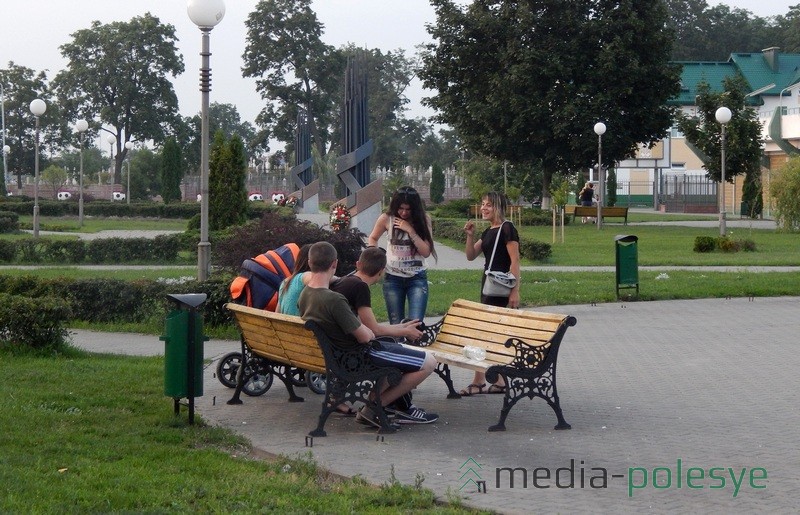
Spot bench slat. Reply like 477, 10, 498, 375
440, 315, 558, 345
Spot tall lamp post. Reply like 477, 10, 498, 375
30, 99, 46, 238
188, 0, 226, 281
74, 119, 88, 227
715, 107, 732, 237
1, 85, 8, 196
107, 134, 116, 199
125, 141, 133, 204
2, 146, 9, 195
594, 122, 606, 230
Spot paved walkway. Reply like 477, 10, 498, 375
71, 295, 800, 513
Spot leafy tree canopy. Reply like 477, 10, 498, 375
53, 13, 184, 183
675, 75, 762, 183
420, 0, 681, 202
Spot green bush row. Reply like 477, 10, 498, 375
0, 235, 185, 264
0, 275, 233, 328
693, 236, 757, 253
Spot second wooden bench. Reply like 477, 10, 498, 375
412, 299, 577, 432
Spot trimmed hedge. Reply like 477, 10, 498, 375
0, 210, 19, 233
0, 292, 71, 350
0, 275, 232, 329
2, 234, 184, 264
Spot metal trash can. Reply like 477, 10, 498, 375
160, 293, 208, 423
614, 235, 639, 299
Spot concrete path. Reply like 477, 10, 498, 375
71, 295, 800, 513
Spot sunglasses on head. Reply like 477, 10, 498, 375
397, 187, 419, 197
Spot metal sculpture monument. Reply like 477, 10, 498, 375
336, 52, 382, 231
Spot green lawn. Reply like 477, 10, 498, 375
0, 349, 479, 514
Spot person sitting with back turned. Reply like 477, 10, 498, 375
331, 246, 435, 424
298, 242, 439, 429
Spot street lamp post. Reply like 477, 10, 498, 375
2, 145, 9, 195
715, 107, 732, 237
1, 85, 8, 196
107, 134, 116, 199
188, 0, 226, 281
125, 141, 133, 205
75, 119, 88, 227
30, 99, 46, 238
594, 122, 606, 230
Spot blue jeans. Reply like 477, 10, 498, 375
382, 270, 429, 324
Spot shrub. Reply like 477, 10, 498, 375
716, 237, 740, 252
0, 293, 71, 350
151, 234, 181, 261
435, 198, 474, 218
432, 219, 466, 243
520, 239, 552, 261
694, 235, 756, 253
0, 210, 19, 233
740, 239, 757, 252
693, 236, 716, 253
47, 240, 87, 263
212, 211, 363, 275
0, 240, 15, 262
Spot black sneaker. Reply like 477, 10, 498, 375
387, 405, 439, 425
355, 406, 400, 431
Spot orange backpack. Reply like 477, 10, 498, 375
229, 243, 300, 311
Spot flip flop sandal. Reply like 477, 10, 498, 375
487, 384, 507, 394
459, 383, 487, 396
330, 404, 357, 416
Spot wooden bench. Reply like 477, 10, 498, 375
412, 299, 577, 432
567, 205, 629, 224
225, 303, 402, 436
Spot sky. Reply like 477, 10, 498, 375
0, 0, 791, 143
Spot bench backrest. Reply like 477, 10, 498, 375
433, 299, 575, 367
225, 303, 326, 373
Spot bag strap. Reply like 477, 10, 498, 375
486, 221, 507, 272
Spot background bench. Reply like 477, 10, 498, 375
413, 299, 576, 431
226, 303, 401, 435
567, 205, 629, 224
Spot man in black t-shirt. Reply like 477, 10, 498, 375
331, 247, 437, 424
301, 243, 438, 427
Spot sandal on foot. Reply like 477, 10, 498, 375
487, 384, 507, 394
459, 383, 486, 396
334, 404, 357, 416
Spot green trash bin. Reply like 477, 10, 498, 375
614, 235, 639, 298
160, 293, 208, 423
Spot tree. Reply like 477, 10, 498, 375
770, 156, 800, 231
0, 63, 58, 189
421, 0, 680, 208
606, 168, 618, 207
209, 131, 247, 231
675, 76, 763, 190
129, 147, 161, 201
242, 0, 343, 162
160, 137, 182, 204
42, 165, 67, 199
430, 163, 445, 204
54, 13, 184, 184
